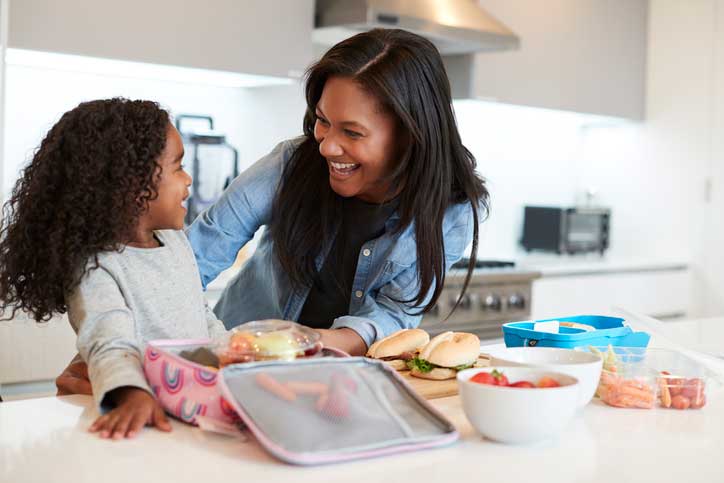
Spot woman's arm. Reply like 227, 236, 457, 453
56, 353, 92, 396
186, 139, 297, 288
333, 207, 475, 347
316, 328, 368, 356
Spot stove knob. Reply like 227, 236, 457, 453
507, 293, 526, 310
450, 293, 472, 310
482, 294, 502, 312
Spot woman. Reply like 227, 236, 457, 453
56, 28, 488, 394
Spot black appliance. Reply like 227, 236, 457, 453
176, 115, 239, 225
521, 206, 611, 255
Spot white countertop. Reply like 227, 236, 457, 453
515, 253, 689, 277
2, 318, 723, 483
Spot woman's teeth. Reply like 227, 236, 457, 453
330, 162, 360, 174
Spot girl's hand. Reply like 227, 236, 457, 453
89, 387, 172, 439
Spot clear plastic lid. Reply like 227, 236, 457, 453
214, 320, 322, 366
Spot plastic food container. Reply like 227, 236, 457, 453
502, 315, 650, 349
214, 320, 322, 366
582, 346, 715, 410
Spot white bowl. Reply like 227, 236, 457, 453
457, 367, 579, 444
485, 347, 603, 407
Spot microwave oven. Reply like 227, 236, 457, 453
521, 206, 611, 255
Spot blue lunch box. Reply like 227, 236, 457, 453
502, 315, 650, 349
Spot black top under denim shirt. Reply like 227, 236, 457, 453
299, 196, 399, 329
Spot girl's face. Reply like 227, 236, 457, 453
145, 124, 192, 230
314, 76, 401, 203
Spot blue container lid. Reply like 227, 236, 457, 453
502, 315, 650, 348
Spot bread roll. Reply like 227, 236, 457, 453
366, 329, 430, 359
419, 331, 480, 368
409, 367, 458, 380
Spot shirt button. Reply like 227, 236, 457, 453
355, 290, 363, 298
362, 249, 371, 257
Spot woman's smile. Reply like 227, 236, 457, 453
328, 160, 361, 177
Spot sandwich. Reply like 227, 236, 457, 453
365, 329, 430, 371
408, 331, 480, 380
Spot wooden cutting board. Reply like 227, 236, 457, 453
398, 356, 490, 400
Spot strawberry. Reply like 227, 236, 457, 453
509, 380, 536, 388
536, 376, 561, 388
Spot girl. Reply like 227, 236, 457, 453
0, 98, 226, 439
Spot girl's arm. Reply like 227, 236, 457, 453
186, 139, 298, 288
67, 263, 173, 438
67, 264, 153, 411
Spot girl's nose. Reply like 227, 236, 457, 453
318, 134, 344, 158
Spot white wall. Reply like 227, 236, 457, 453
454, 100, 586, 259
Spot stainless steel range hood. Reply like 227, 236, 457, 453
313, 0, 519, 55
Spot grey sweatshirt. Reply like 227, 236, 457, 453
67, 229, 227, 410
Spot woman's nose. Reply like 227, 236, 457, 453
318, 134, 344, 158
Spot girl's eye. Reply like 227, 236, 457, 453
315, 115, 329, 126
344, 129, 362, 139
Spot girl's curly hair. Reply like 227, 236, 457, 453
0, 98, 170, 322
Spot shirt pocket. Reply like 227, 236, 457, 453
378, 259, 417, 295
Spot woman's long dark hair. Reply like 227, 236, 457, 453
271, 28, 490, 317
0, 98, 169, 322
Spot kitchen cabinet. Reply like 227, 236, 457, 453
0, 0, 6, 200
7, 0, 315, 78
698, 0, 724, 315
445, 0, 648, 120
0, 314, 77, 385
531, 268, 690, 320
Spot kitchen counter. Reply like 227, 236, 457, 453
515, 253, 689, 277
2, 318, 723, 483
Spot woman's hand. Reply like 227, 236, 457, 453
56, 358, 92, 396
89, 387, 172, 439
316, 328, 368, 356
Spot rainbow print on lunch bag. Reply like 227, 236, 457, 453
143, 339, 239, 426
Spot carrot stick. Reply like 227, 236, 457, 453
255, 372, 297, 402
286, 381, 329, 396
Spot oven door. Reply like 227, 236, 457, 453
564, 209, 610, 253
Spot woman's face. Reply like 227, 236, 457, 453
314, 76, 401, 203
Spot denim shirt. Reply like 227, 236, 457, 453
186, 137, 476, 348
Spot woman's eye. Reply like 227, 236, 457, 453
344, 129, 362, 138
